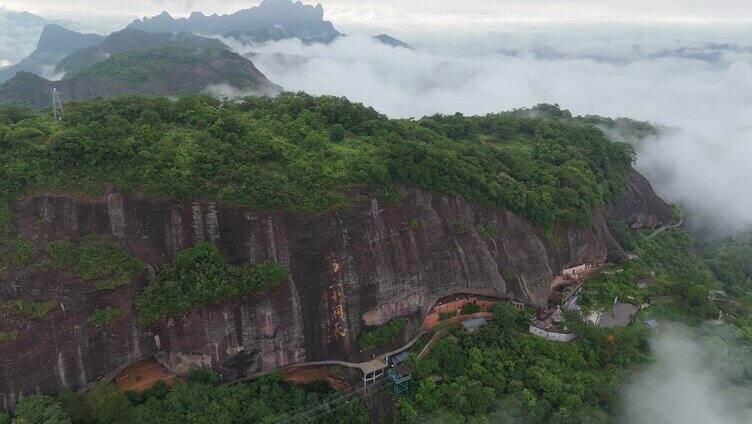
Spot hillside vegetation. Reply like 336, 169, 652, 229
0, 95, 634, 230
135, 242, 286, 324
0, 47, 279, 109
54, 29, 227, 76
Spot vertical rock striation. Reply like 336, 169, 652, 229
0, 171, 669, 409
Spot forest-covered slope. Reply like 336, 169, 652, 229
0, 95, 634, 229
0, 47, 279, 109
0, 95, 687, 423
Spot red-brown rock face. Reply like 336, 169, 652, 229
0, 171, 669, 410
607, 169, 673, 228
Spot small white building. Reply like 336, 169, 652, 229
529, 307, 577, 342
528, 324, 578, 342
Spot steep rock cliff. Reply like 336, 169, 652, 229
607, 169, 672, 228
0, 171, 669, 409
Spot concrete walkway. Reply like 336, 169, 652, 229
229, 312, 497, 386
230, 329, 428, 385
646, 214, 684, 240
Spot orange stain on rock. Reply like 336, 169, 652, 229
115, 359, 176, 393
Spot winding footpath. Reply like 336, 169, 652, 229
646, 213, 684, 240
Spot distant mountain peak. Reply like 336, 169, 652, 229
128, 0, 340, 44
36, 24, 103, 53
373, 34, 412, 49
0, 23, 103, 84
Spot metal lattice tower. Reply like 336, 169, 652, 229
387, 368, 411, 397
51, 88, 63, 120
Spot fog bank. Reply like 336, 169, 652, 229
623, 327, 752, 424
0, 9, 47, 66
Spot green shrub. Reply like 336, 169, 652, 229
7, 237, 36, 268
608, 220, 636, 251
460, 303, 481, 315
88, 307, 123, 327
375, 185, 403, 204
502, 268, 518, 281
0, 329, 19, 343
46, 237, 144, 289
669, 205, 682, 224
75, 237, 143, 282
189, 368, 221, 384
358, 317, 407, 351
1, 299, 56, 318
46, 240, 76, 269
409, 218, 422, 230
330, 123, 346, 142
135, 242, 286, 324
476, 224, 499, 239
0, 201, 12, 240
439, 311, 456, 321
59, 381, 132, 424
126, 380, 169, 405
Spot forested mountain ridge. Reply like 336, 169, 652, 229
0, 94, 635, 228
0, 47, 280, 108
53, 29, 227, 77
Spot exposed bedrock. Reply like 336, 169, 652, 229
607, 169, 672, 228
0, 171, 668, 409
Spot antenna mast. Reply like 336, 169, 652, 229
51, 88, 63, 120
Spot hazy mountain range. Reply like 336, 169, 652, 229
128, 0, 341, 44
53, 29, 227, 76
0, 24, 103, 84
0, 32, 279, 108
0, 0, 411, 108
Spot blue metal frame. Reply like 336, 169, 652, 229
387, 368, 411, 397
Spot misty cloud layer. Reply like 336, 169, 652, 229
224, 29, 752, 234
0, 9, 46, 66
623, 327, 752, 424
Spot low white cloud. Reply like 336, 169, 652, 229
623, 327, 752, 424
222, 29, 752, 234
203, 83, 274, 99
636, 128, 752, 235
0, 8, 47, 67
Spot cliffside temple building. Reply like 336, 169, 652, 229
421, 293, 505, 329
528, 263, 602, 342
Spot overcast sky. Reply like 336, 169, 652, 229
4, 0, 752, 33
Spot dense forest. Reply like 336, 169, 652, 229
0, 94, 633, 232
392, 227, 752, 423
2, 95, 750, 423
